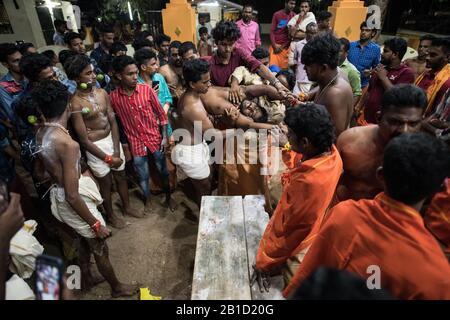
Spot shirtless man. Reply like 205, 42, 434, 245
301, 33, 353, 136
64, 55, 140, 229
336, 84, 426, 201
159, 41, 184, 102
405, 34, 435, 79
33, 80, 138, 297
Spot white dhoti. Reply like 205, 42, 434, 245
85, 132, 125, 178
50, 175, 106, 239
172, 142, 210, 180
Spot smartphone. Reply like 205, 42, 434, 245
35, 254, 64, 300
152, 80, 160, 89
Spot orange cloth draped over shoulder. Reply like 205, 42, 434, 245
269, 46, 290, 70
255, 145, 343, 273
425, 178, 450, 254
283, 193, 450, 299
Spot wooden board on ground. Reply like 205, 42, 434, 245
243, 195, 285, 300
191, 196, 252, 300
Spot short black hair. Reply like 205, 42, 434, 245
15, 95, 41, 126
112, 55, 136, 74
58, 49, 77, 68
132, 38, 154, 51
316, 11, 332, 22
64, 54, 91, 80
242, 3, 253, 10
383, 133, 450, 204
136, 30, 153, 40
19, 54, 52, 83
54, 19, 66, 29
277, 70, 296, 91
284, 103, 335, 153
42, 49, 57, 61
183, 59, 210, 84
98, 55, 114, 75
251, 47, 269, 60
212, 20, 241, 43
360, 21, 377, 31
381, 84, 427, 113
0, 43, 19, 63
64, 32, 83, 46
98, 23, 114, 35
18, 43, 35, 55
134, 48, 157, 68
155, 34, 171, 47
170, 41, 182, 51
420, 34, 436, 42
339, 37, 350, 52
32, 80, 69, 119
179, 41, 198, 57
110, 42, 127, 55
299, 0, 311, 5
291, 267, 395, 300
301, 33, 340, 69
430, 37, 450, 55
384, 37, 408, 60
199, 26, 209, 36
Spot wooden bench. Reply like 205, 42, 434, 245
191, 195, 284, 300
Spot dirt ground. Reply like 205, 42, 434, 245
79, 187, 200, 300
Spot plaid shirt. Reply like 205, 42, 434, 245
110, 84, 168, 156
348, 40, 381, 88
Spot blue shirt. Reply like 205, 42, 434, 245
347, 40, 381, 88
0, 72, 28, 122
137, 73, 173, 107
90, 46, 110, 69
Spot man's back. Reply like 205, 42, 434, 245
293, 193, 450, 299
336, 125, 383, 200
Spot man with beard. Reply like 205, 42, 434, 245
155, 34, 171, 67
360, 37, 415, 124
90, 24, 115, 67
415, 37, 450, 117
235, 4, 261, 57
405, 34, 435, 79
300, 33, 353, 136
335, 84, 426, 202
347, 22, 381, 89
159, 41, 184, 103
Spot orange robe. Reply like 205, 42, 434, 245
284, 193, 450, 299
255, 145, 343, 273
425, 178, 450, 254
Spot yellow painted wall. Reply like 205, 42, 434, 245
329, 0, 368, 41
162, 0, 197, 44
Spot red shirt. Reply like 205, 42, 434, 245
202, 48, 262, 87
364, 64, 415, 124
270, 9, 295, 49
110, 84, 168, 156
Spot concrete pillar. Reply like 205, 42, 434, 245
328, 0, 368, 41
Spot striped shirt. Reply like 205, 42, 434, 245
110, 84, 168, 156
348, 40, 381, 88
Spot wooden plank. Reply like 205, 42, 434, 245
192, 196, 252, 300
243, 195, 285, 300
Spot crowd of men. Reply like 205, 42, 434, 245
0, 0, 449, 300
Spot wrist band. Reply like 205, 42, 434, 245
104, 154, 113, 165
90, 220, 101, 233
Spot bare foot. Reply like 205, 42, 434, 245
82, 274, 106, 290
108, 215, 126, 229
143, 202, 154, 215
111, 283, 140, 298
166, 198, 178, 212
124, 206, 144, 218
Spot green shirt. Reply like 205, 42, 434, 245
340, 58, 362, 97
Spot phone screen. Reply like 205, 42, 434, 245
35, 255, 63, 300
152, 81, 160, 89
